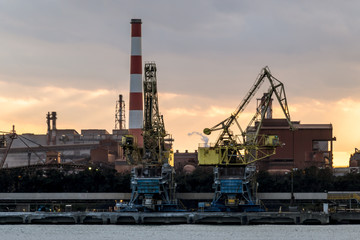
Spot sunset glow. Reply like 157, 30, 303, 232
1, 1, 360, 167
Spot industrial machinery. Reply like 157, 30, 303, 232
0, 126, 17, 169
198, 66, 295, 211
0, 125, 51, 169
121, 62, 178, 212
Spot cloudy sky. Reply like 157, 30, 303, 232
1, 0, 360, 166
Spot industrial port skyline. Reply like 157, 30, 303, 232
1, 1, 359, 167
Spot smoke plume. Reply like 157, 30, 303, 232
188, 131, 209, 147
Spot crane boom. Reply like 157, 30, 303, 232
203, 68, 267, 144
198, 66, 295, 212
204, 66, 294, 148
199, 66, 295, 166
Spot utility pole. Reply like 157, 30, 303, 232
290, 168, 297, 206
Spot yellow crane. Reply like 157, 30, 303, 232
120, 62, 177, 212
198, 66, 295, 211
199, 66, 295, 166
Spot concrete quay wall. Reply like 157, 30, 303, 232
0, 192, 331, 201
0, 211, 329, 225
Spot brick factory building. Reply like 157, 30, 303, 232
173, 150, 198, 173
257, 119, 335, 173
349, 148, 360, 173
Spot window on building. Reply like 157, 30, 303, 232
312, 140, 330, 152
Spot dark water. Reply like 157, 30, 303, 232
1, 224, 359, 240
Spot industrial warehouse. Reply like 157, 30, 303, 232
0, 18, 360, 224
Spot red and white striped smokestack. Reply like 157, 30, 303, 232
129, 19, 143, 147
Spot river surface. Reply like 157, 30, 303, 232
1, 224, 359, 240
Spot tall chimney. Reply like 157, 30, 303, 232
119, 95, 124, 130
129, 19, 143, 147
51, 112, 57, 145
51, 112, 57, 130
46, 112, 51, 145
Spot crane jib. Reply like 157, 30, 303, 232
200, 66, 295, 166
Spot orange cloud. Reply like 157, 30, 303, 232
0, 81, 358, 167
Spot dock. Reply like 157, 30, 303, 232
1, 192, 360, 225
0, 211, 330, 225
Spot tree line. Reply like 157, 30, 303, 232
256, 167, 360, 192
0, 167, 131, 193
0, 166, 359, 193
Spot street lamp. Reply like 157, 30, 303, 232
290, 168, 298, 206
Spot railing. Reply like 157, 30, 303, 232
328, 193, 360, 203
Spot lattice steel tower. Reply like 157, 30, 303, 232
143, 62, 168, 165
115, 94, 126, 130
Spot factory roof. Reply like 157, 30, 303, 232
56, 129, 80, 135
259, 119, 332, 130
